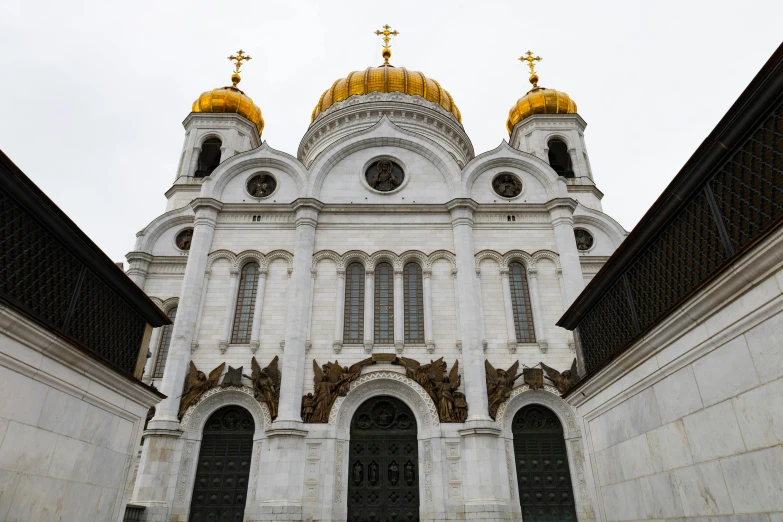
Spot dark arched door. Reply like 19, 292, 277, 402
348, 396, 419, 522
189, 406, 254, 522
512, 404, 577, 522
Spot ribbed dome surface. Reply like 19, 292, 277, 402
506, 87, 577, 134
192, 86, 264, 136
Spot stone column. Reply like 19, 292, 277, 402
363, 268, 374, 353
249, 268, 269, 353
218, 268, 240, 353
141, 327, 163, 384
190, 269, 212, 352
528, 268, 548, 353
185, 146, 200, 178
548, 199, 584, 306
333, 269, 346, 353
148, 198, 221, 429
499, 268, 517, 353
125, 251, 153, 288
394, 269, 404, 353
422, 268, 435, 353
557, 268, 577, 351
305, 269, 316, 351
452, 268, 462, 350
475, 268, 488, 350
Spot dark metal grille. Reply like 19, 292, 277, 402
189, 406, 254, 522
374, 262, 394, 344
348, 396, 419, 522
403, 263, 424, 344
231, 263, 259, 344
0, 187, 146, 374
575, 98, 783, 376
512, 405, 576, 522
153, 307, 177, 378
509, 263, 536, 343
344, 263, 365, 344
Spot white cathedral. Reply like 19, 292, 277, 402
127, 32, 627, 522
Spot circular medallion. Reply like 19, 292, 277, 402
175, 228, 193, 251
365, 159, 404, 192
372, 400, 396, 427
492, 172, 523, 199
221, 409, 242, 430
574, 228, 594, 251
246, 173, 277, 198
396, 413, 411, 429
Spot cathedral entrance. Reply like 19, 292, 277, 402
348, 396, 419, 522
188, 405, 254, 522
512, 404, 577, 522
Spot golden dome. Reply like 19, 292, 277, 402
192, 84, 264, 136
311, 66, 462, 123
506, 87, 577, 134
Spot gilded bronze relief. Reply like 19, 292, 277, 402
245, 356, 281, 419
366, 159, 404, 192
394, 357, 466, 422
492, 172, 523, 198
305, 358, 375, 422
246, 172, 277, 198
175, 228, 193, 251
179, 361, 225, 419
485, 360, 523, 419
541, 359, 581, 394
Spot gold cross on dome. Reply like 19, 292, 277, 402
375, 24, 399, 65
228, 49, 252, 74
519, 50, 542, 88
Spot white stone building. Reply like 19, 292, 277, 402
128, 40, 626, 522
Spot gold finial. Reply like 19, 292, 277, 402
227, 49, 252, 88
374, 24, 399, 65
519, 50, 542, 89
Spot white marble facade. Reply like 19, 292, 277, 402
128, 92, 625, 521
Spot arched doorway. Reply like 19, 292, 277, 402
188, 405, 254, 522
348, 396, 419, 522
512, 404, 577, 522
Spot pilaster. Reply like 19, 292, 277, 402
547, 198, 585, 307
126, 251, 153, 288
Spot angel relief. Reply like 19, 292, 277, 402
485, 360, 523, 419
394, 357, 465, 422
244, 356, 281, 419
541, 359, 581, 394
179, 361, 225, 419
305, 358, 375, 423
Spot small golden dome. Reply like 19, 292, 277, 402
192, 85, 264, 136
506, 87, 577, 134
311, 66, 462, 123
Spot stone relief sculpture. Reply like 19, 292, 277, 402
541, 359, 581, 394
245, 356, 281, 420
394, 357, 465, 422
179, 361, 225, 419
307, 358, 375, 423
485, 360, 522, 419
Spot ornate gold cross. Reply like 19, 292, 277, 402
228, 49, 252, 74
375, 24, 399, 65
519, 50, 542, 88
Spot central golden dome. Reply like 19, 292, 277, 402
311, 66, 462, 123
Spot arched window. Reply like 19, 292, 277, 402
343, 263, 365, 344
374, 262, 394, 344
509, 262, 536, 343
231, 263, 260, 344
403, 262, 424, 344
152, 306, 177, 378
195, 138, 222, 177
547, 139, 573, 178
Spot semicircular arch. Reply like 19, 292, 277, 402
180, 386, 271, 440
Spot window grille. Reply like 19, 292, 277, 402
153, 307, 177, 378
231, 263, 260, 344
509, 263, 536, 343
374, 262, 394, 344
403, 263, 425, 343
343, 263, 365, 344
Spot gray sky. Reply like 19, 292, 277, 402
1, 0, 781, 264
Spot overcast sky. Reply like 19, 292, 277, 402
1, 0, 782, 264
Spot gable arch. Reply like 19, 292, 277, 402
495, 386, 580, 440
179, 386, 271, 440
135, 208, 195, 253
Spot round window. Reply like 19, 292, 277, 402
492, 172, 523, 198
365, 159, 404, 192
246, 173, 277, 198
574, 229, 594, 251
175, 228, 193, 251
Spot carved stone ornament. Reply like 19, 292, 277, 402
485, 360, 523, 419
175, 228, 193, 251
574, 228, 594, 251
178, 361, 224, 419
221, 366, 244, 388
492, 172, 523, 198
541, 358, 581, 394
244, 356, 281, 420
394, 357, 465, 422
246, 172, 277, 198
306, 358, 376, 423
365, 159, 404, 192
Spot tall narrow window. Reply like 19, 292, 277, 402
547, 139, 573, 178
195, 138, 222, 177
374, 262, 394, 344
509, 262, 536, 343
153, 307, 177, 378
231, 263, 260, 344
343, 263, 365, 344
403, 262, 425, 344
